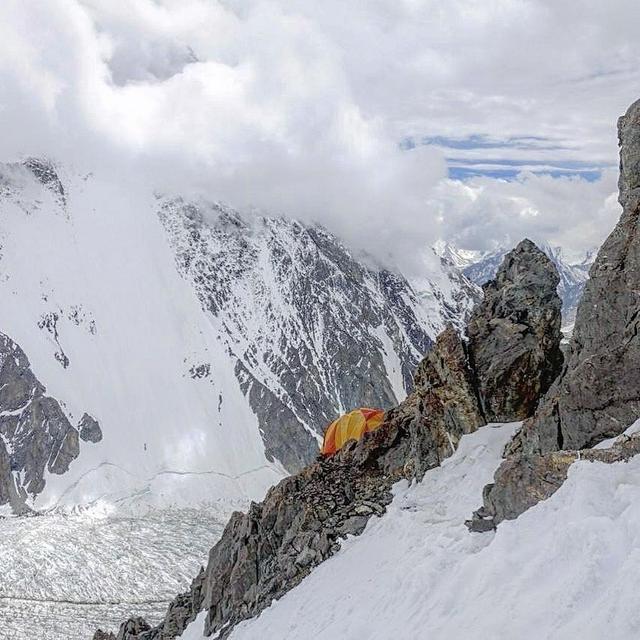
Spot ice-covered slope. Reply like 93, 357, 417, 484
0, 161, 476, 513
223, 422, 640, 640
0, 161, 282, 513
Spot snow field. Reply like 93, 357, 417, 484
230, 422, 640, 640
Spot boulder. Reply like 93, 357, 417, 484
466, 239, 564, 422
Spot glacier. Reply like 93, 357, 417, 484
0, 507, 227, 640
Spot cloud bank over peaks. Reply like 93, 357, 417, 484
0, 0, 448, 272
427, 169, 621, 260
0, 0, 638, 269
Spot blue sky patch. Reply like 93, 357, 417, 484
401, 134, 612, 182
448, 166, 603, 182
401, 134, 569, 151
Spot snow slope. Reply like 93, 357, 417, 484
0, 162, 282, 512
226, 421, 640, 640
0, 161, 476, 513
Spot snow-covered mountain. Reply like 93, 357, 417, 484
431, 239, 483, 270
0, 160, 478, 515
435, 241, 594, 326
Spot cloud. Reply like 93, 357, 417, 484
0, 0, 639, 267
426, 169, 621, 259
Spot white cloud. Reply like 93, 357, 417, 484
426, 169, 620, 258
0, 0, 638, 267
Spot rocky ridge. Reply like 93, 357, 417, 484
98, 239, 562, 640
468, 98, 640, 531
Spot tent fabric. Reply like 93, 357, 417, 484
321, 408, 385, 456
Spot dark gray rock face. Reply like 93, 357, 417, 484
79, 413, 103, 443
159, 199, 434, 473
469, 98, 640, 530
391, 326, 486, 479
235, 360, 318, 472
466, 239, 564, 422
0, 331, 101, 511
23, 158, 66, 206
462, 243, 593, 326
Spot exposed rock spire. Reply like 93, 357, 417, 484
466, 238, 563, 422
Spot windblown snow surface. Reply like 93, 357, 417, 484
187, 421, 640, 640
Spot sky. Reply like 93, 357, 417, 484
1, 0, 639, 270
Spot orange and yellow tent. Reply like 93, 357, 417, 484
321, 408, 385, 456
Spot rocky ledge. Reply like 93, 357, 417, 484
468, 431, 640, 531
97, 239, 563, 639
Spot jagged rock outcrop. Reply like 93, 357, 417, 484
466, 239, 563, 422
468, 98, 640, 531
0, 331, 101, 512
102, 239, 562, 640
461, 242, 593, 327
392, 326, 486, 479
23, 157, 66, 206
78, 413, 103, 443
